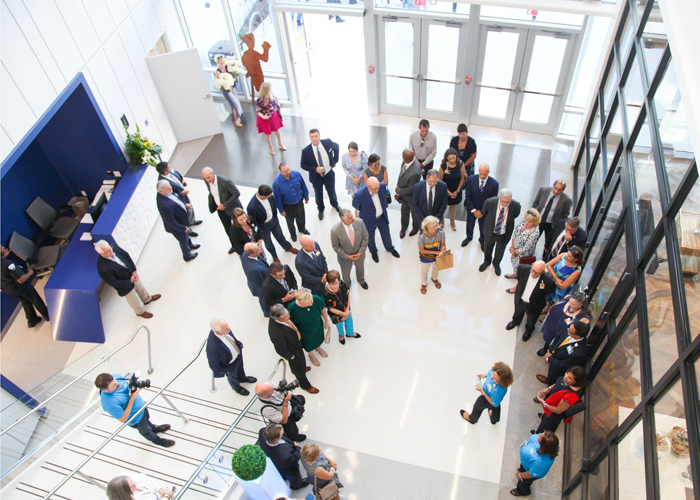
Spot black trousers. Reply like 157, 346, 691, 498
261, 219, 292, 259
538, 221, 553, 243
131, 408, 163, 445
312, 171, 339, 212
512, 299, 542, 334
399, 193, 419, 232
287, 355, 312, 390
282, 466, 306, 490
281, 395, 306, 441
535, 412, 566, 434
483, 234, 508, 267
224, 356, 248, 392
469, 394, 501, 424
171, 230, 195, 261
466, 212, 486, 242
516, 464, 538, 496
418, 160, 434, 179
217, 210, 236, 247
4, 284, 48, 323
282, 200, 307, 237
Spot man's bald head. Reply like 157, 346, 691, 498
532, 260, 546, 274
243, 242, 259, 257
299, 235, 315, 252
255, 382, 275, 398
402, 149, 415, 163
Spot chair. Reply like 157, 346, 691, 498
25, 197, 79, 241
8, 232, 60, 277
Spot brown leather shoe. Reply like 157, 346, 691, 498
305, 366, 311, 372
533, 397, 542, 405
409, 229, 419, 237
139, 312, 154, 319
287, 247, 299, 254
536, 374, 548, 384
400, 230, 406, 239
304, 387, 319, 394
147, 294, 161, 303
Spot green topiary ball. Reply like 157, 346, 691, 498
231, 444, 267, 481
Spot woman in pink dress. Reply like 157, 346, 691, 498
255, 82, 286, 155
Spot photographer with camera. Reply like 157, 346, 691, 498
94, 373, 175, 447
255, 381, 306, 443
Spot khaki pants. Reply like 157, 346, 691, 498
420, 261, 439, 286
124, 280, 151, 316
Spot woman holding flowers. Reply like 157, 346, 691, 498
256, 82, 286, 155
215, 56, 243, 128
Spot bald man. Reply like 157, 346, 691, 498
352, 177, 400, 262
506, 261, 556, 342
395, 149, 422, 238
256, 381, 307, 442
202, 167, 242, 254
295, 235, 328, 296
207, 318, 257, 396
156, 180, 199, 262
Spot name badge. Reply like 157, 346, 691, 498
565, 318, 572, 325
566, 345, 574, 354
316, 251, 321, 257
8, 263, 15, 270
540, 282, 545, 289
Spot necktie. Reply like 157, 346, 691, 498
310, 251, 317, 263
348, 224, 355, 246
257, 255, 267, 265
223, 334, 241, 355
428, 187, 434, 212
279, 278, 289, 291
542, 196, 554, 223
495, 208, 505, 234
558, 336, 573, 348
552, 233, 566, 256
316, 147, 324, 170
284, 320, 302, 341
479, 180, 485, 193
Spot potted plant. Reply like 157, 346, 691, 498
231, 445, 290, 500
123, 123, 162, 168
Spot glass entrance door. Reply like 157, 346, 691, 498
378, 17, 468, 120
471, 25, 576, 134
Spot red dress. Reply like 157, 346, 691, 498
255, 98, 283, 134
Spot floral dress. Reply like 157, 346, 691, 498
341, 152, 368, 195
510, 219, 540, 273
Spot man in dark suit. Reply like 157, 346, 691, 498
299, 129, 340, 220
412, 169, 449, 224
532, 181, 572, 244
505, 261, 556, 341
261, 261, 298, 309
258, 424, 308, 490
538, 321, 589, 385
268, 304, 318, 393
394, 150, 422, 238
241, 243, 271, 317
206, 318, 257, 396
1, 245, 49, 328
479, 188, 521, 276
95, 240, 161, 318
156, 180, 199, 262
247, 184, 299, 262
295, 235, 328, 296
352, 178, 400, 263
202, 167, 242, 254
544, 216, 587, 261
462, 163, 499, 249
156, 161, 202, 228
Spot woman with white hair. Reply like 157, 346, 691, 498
106, 474, 174, 499
417, 216, 446, 295
256, 81, 286, 155
505, 208, 541, 293
288, 288, 330, 366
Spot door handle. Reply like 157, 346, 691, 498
204, 94, 211, 99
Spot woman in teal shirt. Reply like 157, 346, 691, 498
460, 361, 513, 424
511, 430, 559, 496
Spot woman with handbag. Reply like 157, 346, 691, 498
418, 216, 446, 295
341, 142, 367, 197
532, 366, 586, 435
288, 288, 330, 367
538, 292, 589, 357
324, 270, 361, 345
505, 209, 541, 293
301, 443, 343, 500
255, 81, 286, 155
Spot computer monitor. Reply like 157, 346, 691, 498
89, 192, 108, 224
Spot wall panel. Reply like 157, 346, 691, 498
54, 0, 101, 61
0, 66, 36, 144
82, 0, 117, 43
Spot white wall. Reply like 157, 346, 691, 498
0, 0, 189, 164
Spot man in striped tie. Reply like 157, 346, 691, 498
479, 188, 521, 276
462, 164, 499, 250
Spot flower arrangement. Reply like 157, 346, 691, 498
226, 58, 244, 78
123, 123, 162, 167
231, 444, 266, 481
214, 72, 235, 92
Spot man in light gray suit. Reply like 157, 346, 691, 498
330, 209, 369, 290
532, 180, 572, 244
394, 149, 422, 239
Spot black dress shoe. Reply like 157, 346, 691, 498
291, 234, 297, 242
185, 253, 199, 262
292, 479, 310, 490
158, 439, 176, 448
371, 252, 379, 262
42, 315, 50, 322
237, 387, 250, 396
391, 249, 400, 258
536, 348, 548, 357
359, 282, 368, 290
461, 238, 472, 247
244, 376, 257, 383
409, 229, 419, 237
522, 331, 532, 342
348, 333, 361, 338
494, 265, 501, 276
228, 247, 235, 254
334, 206, 341, 213
480, 242, 485, 251
479, 262, 489, 272
189, 231, 199, 237
155, 424, 171, 433
505, 321, 517, 331
191, 220, 203, 226
295, 434, 307, 442
537, 413, 544, 418
400, 230, 406, 239
301, 229, 310, 235
189, 244, 201, 250
530, 429, 536, 435
339, 336, 345, 345
318, 211, 325, 220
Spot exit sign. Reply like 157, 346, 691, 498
527, 9, 539, 16
415, 0, 426, 5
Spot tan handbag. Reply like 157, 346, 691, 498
324, 323, 332, 344
314, 473, 339, 500
435, 249, 454, 271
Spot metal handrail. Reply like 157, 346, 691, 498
41, 338, 208, 499
1, 325, 153, 438
174, 358, 287, 499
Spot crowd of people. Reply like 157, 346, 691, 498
90, 120, 593, 499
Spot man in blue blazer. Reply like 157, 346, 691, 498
257, 424, 308, 489
247, 184, 299, 262
299, 129, 340, 220
156, 161, 202, 228
156, 180, 199, 262
295, 235, 328, 296
241, 243, 271, 316
462, 163, 499, 249
206, 318, 257, 396
352, 177, 400, 262
412, 169, 449, 225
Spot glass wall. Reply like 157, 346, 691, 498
567, 1, 699, 498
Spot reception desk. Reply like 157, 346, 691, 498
44, 165, 158, 343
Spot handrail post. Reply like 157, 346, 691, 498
160, 394, 188, 424
210, 373, 217, 393
75, 470, 105, 491
146, 328, 154, 375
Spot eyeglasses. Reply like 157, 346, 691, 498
420, 139, 425, 146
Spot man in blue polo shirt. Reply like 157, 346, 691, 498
95, 373, 175, 447
272, 162, 310, 242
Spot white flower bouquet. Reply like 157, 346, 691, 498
142, 150, 158, 167
214, 72, 235, 92
226, 59, 244, 78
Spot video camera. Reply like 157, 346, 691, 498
129, 370, 151, 394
